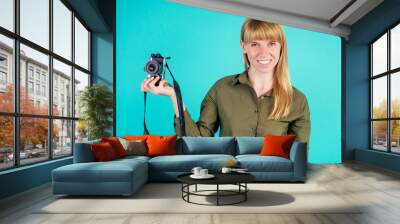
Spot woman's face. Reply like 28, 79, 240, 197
241, 39, 281, 74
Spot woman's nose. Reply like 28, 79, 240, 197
258, 45, 271, 55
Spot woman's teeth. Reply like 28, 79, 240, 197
258, 60, 271, 64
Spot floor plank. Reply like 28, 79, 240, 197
1, 162, 400, 224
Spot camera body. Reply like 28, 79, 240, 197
144, 53, 167, 86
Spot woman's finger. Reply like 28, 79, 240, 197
141, 77, 153, 91
148, 76, 160, 89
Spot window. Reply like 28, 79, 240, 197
0, 71, 6, 85
28, 67, 34, 80
0, 54, 7, 88
371, 23, 400, 154
20, 0, 49, 49
0, 0, 91, 170
35, 70, 40, 81
35, 83, 40, 95
41, 73, 46, 83
0, 55, 7, 67
42, 85, 46, 97
75, 18, 89, 70
0, 34, 13, 113
0, 0, 14, 32
28, 81, 34, 94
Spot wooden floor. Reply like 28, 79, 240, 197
1, 162, 400, 224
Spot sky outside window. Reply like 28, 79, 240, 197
0, 0, 14, 32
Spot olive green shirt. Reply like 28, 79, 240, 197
174, 72, 310, 143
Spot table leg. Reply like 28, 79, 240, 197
217, 184, 219, 206
245, 183, 247, 201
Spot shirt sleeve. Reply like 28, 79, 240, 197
174, 86, 219, 137
289, 96, 311, 144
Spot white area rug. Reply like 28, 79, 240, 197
38, 183, 361, 214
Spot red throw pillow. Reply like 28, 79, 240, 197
146, 135, 177, 157
260, 134, 296, 159
123, 135, 148, 141
101, 137, 127, 158
91, 142, 117, 161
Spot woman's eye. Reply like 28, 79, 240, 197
250, 42, 258, 47
268, 42, 276, 47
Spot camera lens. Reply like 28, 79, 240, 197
145, 61, 159, 74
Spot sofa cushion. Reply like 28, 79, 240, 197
236, 155, 293, 172
235, 137, 264, 155
123, 135, 148, 141
260, 135, 296, 159
118, 138, 147, 156
91, 142, 118, 161
52, 159, 147, 183
178, 137, 236, 155
101, 137, 127, 158
148, 154, 235, 172
147, 135, 177, 157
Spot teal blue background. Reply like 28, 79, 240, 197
116, 0, 341, 163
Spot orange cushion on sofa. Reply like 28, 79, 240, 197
259, 134, 296, 159
91, 142, 117, 161
146, 135, 177, 157
101, 137, 127, 158
123, 135, 148, 141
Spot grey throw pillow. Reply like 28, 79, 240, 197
118, 138, 147, 156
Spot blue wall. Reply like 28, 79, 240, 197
116, 0, 342, 163
345, 0, 400, 155
92, 32, 114, 88
0, 158, 72, 199
345, 0, 400, 170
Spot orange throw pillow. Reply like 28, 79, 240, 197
260, 134, 296, 159
123, 135, 148, 141
101, 137, 127, 158
146, 135, 177, 157
91, 142, 117, 161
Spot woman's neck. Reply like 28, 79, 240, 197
247, 67, 274, 96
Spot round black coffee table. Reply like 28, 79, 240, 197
177, 173, 255, 206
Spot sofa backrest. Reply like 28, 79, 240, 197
177, 137, 236, 155
235, 137, 264, 155
73, 139, 100, 163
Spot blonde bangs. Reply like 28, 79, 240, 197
241, 20, 283, 44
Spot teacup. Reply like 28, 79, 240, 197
199, 169, 208, 176
191, 167, 202, 176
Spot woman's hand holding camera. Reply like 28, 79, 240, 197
141, 76, 175, 97
141, 76, 186, 117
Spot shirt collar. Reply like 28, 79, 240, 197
232, 71, 274, 97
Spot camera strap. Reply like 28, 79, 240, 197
143, 63, 186, 136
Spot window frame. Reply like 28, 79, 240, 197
0, 0, 92, 171
370, 20, 400, 154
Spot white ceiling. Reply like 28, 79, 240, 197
169, 0, 384, 39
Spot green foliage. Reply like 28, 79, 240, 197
79, 84, 114, 140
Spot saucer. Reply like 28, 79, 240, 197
190, 174, 215, 179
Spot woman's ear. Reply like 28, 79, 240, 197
240, 40, 246, 53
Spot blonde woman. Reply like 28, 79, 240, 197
141, 19, 310, 143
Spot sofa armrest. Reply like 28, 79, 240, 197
73, 140, 100, 163
289, 141, 307, 181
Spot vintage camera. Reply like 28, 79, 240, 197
144, 53, 169, 86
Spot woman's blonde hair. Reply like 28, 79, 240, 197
240, 18, 293, 120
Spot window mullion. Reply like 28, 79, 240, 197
49, 0, 54, 160
71, 10, 76, 155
